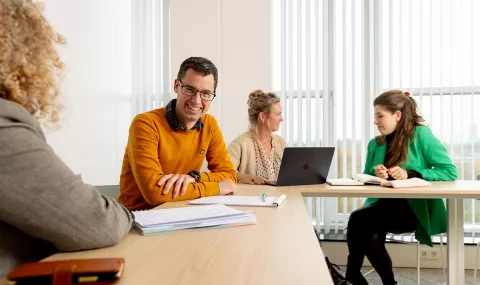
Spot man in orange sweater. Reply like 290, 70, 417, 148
118, 57, 237, 210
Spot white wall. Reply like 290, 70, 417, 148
44, 0, 272, 185
170, 0, 272, 144
44, 0, 132, 186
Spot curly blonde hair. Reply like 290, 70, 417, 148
0, 0, 65, 123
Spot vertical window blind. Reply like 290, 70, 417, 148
132, 0, 170, 114
273, 0, 480, 237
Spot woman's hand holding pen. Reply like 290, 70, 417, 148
374, 164, 389, 180
387, 166, 408, 180
374, 164, 408, 180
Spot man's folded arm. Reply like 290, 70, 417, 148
128, 115, 219, 206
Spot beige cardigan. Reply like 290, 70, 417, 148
227, 131, 287, 176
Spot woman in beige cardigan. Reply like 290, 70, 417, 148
228, 90, 286, 184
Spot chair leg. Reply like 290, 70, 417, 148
417, 241, 420, 285
475, 241, 480, 285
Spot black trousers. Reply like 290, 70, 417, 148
345, 199, 417, 285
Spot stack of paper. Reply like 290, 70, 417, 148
189, 194, 287, 207
132, 204, 256, 235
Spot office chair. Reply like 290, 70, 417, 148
363, 233, 446, 285
95, 185, 120, 199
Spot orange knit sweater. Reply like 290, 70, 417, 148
118, 107, 236, 210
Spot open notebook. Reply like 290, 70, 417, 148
380, 178, 431, 188
189, 194, 287, 207
326, 174, 386, 186
132, 204, 256, 235
327, 174, 431, 188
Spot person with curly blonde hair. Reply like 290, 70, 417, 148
0, 0, 133, 277
0, 0, 64, 123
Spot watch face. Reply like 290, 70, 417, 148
189, 171, 200, 182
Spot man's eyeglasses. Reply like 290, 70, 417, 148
178, 81, 216, 101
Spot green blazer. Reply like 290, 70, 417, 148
363, 126, 458, 246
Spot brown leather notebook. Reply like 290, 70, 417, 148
7, 258, 125, 285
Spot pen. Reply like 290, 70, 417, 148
262, 193, 268, 202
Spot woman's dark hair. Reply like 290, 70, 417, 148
374, 90, 426, 167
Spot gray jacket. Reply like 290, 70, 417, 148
0, 98, 133, 277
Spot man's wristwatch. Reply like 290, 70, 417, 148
187, 170, 201, 182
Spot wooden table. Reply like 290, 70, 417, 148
44, 181, 480, 285
279, 180, 480, 285
44, 186, 334, 285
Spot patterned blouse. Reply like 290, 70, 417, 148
251, 131, 281, 180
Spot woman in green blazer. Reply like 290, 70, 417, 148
344, 90, 457, 285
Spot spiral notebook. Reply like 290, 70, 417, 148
189, 194, 287, 207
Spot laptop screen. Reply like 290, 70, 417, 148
273, 147, 335, 186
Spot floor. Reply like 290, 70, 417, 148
319, 230, 480, 284
335, 265, 479, 285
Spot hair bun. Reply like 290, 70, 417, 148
247, 89, 264, 106
248, 89, 264, 100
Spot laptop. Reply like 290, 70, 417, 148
266, 147, 335, 186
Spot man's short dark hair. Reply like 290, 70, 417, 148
177, 57, 218, 92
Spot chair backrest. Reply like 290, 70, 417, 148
96, 185, 120, 199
